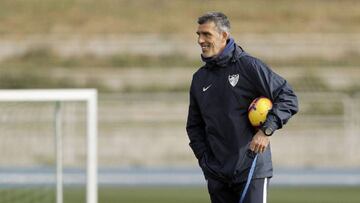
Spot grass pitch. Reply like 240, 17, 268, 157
1, 186, 359, 203
98, 186, 360, 203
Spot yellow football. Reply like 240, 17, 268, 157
248, 97, 273, 127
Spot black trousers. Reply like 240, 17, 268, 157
207, 177, 269, 203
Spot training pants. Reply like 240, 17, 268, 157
207, 177, 269, 203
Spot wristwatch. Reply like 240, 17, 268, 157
261, 126, 274, 136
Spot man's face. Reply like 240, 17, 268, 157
196, 21, 227, 58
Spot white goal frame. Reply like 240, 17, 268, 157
0, 89, 98, 203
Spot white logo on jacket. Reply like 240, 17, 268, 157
202, 84, 212, 92
228, 74, 239, 87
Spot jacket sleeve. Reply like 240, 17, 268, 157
249, 58, 299, 131
186, 76, 208, 160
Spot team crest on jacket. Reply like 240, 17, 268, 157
228, 74, 239, 87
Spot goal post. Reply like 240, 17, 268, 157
0, 89, 98, 203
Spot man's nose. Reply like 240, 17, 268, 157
198, 36, 205, 44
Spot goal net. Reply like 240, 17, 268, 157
0, 89, 97, 203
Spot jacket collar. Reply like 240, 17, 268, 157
201, 38, 244, 69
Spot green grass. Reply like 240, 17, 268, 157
99, 186, 360, 203
98, 186, 209, 203
269, 186, 360, 203
3, 186, 360, 203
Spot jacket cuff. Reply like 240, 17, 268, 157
262, 114, 280, 133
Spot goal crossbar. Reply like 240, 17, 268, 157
0, 89, 97, 102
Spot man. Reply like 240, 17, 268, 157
186, 12, 298, 203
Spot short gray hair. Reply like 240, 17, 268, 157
197, 12, 230, 33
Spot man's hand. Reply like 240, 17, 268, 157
249, 130, 270, 154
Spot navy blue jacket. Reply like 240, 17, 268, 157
186, 41, 298, 183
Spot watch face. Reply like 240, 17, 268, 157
265, 128, 273, 136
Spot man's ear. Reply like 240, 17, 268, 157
222, 31, 230, 42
